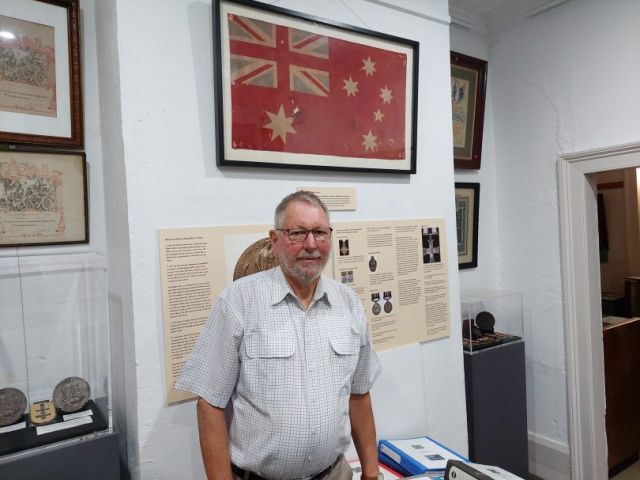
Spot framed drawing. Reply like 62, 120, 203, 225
0, 149, 88, 247
455, 182, 479, 269
0, 0, 83, 147
213, 0, 419, 174
451, 52, 487, 170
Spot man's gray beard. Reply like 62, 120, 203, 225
278, 251, 328, 286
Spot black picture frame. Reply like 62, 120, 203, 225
455, 182, 479, 269
213, 0, 419, 174
451, 52, 487, 170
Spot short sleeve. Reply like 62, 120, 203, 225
174, 288, 244, 407
349, 292, 382, 394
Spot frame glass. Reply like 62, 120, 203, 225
213, 0, 419, 174
0, 0, 83, 148
455, 182, 479, 269
0, 149, 88, 247
451, 51, 487, 170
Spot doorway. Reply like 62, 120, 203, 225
558, 142, 640, 479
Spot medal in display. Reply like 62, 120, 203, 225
53, 376, 91, 413
0, 387, 27, 427
30, 400, 56, 426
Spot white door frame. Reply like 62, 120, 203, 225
558, 141, 640, 479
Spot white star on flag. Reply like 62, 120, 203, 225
361, 56, 376, 76
380, 86, 393, 104
264, 104, 296, 143
342, 76, 359, 96
374, 109, 384, 122
362, 130, 378, 152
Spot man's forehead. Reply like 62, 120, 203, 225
282, 201, 329, 223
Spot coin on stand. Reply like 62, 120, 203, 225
52, 377, 91, 413
0, 387, 28, 427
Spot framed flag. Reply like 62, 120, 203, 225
0, 0, 83, 148
455, 182, 479, 269
451, 52, 487, 170
213, 0, 419, 174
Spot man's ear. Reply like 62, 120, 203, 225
269, 229, 278, 250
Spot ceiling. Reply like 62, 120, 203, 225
449, 0, 571, 37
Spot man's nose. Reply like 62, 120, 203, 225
302, 231, 318, 249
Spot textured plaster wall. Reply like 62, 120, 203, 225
106, 0, 467, 478
486, 0, 640, 446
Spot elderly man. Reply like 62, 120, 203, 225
176, 191, 382, 480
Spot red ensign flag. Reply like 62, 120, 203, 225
228, 14, 407, 160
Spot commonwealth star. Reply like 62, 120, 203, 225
264, 105, 296, 143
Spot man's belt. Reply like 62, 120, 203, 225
231, 461, 334, 480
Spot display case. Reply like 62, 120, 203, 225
0, 253, 111, 459
460, 289, 523, 352
461, 289, 528, 477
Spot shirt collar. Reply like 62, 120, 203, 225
271, 266, 330, 306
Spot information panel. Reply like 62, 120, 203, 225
159, 218, 450, 403
332, 219, 450, 351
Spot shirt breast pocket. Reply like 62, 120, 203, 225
244, 330, 296, 400
328, 327, 361, 391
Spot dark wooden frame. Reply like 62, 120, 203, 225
451, 52, 487, 170
0, 0, 83, 148
0, 149, 88, 247
455, 182, 479, 269
213, 0, 419, 174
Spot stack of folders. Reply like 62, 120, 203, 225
378, 436, 467, 480
349, 460, 403, 480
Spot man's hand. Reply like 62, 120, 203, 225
349, 392, 380, 479
197, 398, 233, 480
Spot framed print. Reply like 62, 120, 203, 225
0, 149, 88, 247
455, 182, 479, 269
213, 0, 419, 174
0, 0, 83, 147
451, 51, 487, 170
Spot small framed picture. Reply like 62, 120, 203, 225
455, 182, 479, 269
0, 149, 88, 247
451, 52, 487, 170
0, 0, 83, 147
213, 0, 419, 173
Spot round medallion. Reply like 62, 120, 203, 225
384, 301, 393, 313
0, 387, 27, 427
475, 311, 496, 333
372, 303, 381, 315
53, 376, 91, 413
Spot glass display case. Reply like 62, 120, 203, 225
0, 253, 111, 459
460, 289, 523, 353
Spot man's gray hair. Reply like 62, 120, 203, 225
274, 191, 330, 228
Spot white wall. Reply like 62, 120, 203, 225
485, 0, 640, 452
450, 28, 500, 290
452, 1, 640, 477
99, 0, 467, 478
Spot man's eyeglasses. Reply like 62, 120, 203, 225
277, 228, 333, 243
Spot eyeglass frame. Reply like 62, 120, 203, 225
276, 227, 333, 243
